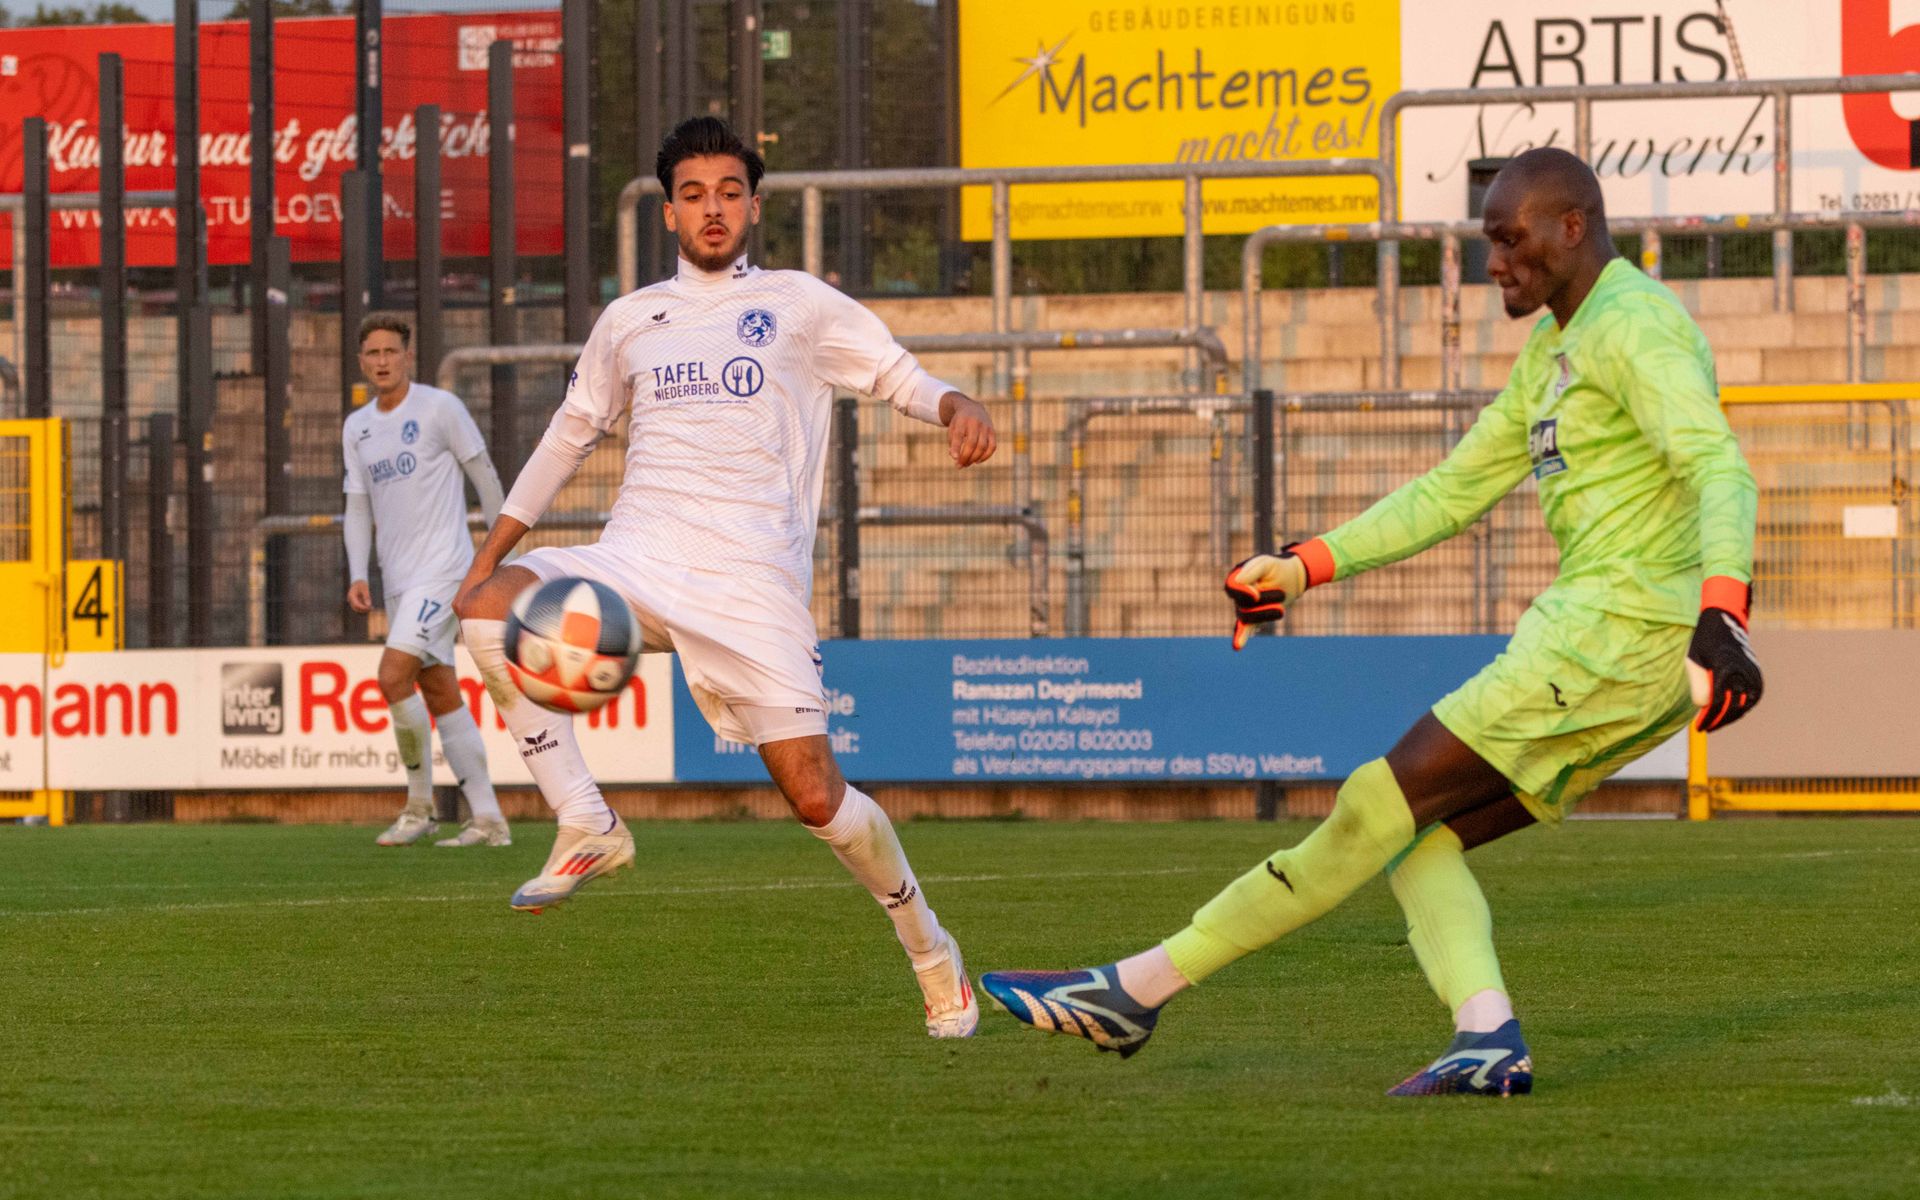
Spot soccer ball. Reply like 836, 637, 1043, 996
504, 577, 642, 714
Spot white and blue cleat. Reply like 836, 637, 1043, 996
1387, 1018, 1534, 1096
978, 965, 1161, 1058
510, 814, 636, 913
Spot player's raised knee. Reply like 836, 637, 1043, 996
454, 564, 535, 621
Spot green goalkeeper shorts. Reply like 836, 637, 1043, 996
1432, 596, 1695, 825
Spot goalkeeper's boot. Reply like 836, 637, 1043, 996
374, 804, 437, 847
435, 819, 513, 848
916, 930, 980, 1039
510, 814, 635, 913
1387, 1019, 1533, 1096
978, 965, 1161, 1058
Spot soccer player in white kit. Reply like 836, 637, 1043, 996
452, 117, 996, 1038
342, 315, 512, 848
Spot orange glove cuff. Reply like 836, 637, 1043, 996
1293, 538, 1336, 588
1701, 575, 1750, 628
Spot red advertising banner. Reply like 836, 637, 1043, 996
0, 10, 563, 268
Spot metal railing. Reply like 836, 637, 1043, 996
440, 330, 1231, 538
1, 189, 174, 385
1064, 392, 1249, 635
435, 343, 584, 395
1243, 209, 1920, 394
244, 510, 615, 647
617, 159, 1388, 401
247, 504, 1052, 645
835, 505, 1050, 639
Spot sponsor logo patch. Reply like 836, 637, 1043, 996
1529, 418, 1567, 479
221, 663, 284, 736
722, 357, 764, 398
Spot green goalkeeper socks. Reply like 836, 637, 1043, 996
1385, 823, 1508, 1013
1163, 757, 1416, 984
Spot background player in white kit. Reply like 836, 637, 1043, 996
452, 117, 996, 1038
343, 315, 513, 848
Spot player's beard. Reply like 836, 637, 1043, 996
680, 222, 748, 273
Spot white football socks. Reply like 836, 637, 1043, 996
434, 704, 504, 824
461, 617, 615, 833
808, 785, 944, 965
387, 693, 433, 812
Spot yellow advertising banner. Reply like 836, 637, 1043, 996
959, 1, 1400, 240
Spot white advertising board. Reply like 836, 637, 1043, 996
0, 652, 48, 790
1399, 2, 1920, 220
13, 646, 672, 790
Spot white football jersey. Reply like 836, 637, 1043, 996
544, 256, 941, 599
342, 382, 488, 595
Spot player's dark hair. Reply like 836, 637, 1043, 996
357, 313, 412, 350
655, 116, 765, 196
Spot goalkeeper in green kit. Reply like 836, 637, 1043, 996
980, 148, 1764, 1095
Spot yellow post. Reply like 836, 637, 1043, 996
1685, 725, 1711, 821
0, 418, 69, 824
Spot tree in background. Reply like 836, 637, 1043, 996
0, 2, 149, 23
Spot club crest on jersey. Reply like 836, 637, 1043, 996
723, 356, 765, 398
737, 308, 777, 347
1529, 418, 1567, 479
1553, 353, 1574, 398
401, 419, 419, 444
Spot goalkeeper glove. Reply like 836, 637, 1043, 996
1224, 539, 1332, 650
1686, 576, 1763, 732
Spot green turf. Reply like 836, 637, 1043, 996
1, 818, 1915, 1199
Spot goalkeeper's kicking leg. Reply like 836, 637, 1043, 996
979, 713, 1533, 1092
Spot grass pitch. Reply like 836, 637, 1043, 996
1, 817, 1915, 1199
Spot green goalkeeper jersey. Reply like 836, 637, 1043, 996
1321, 257, 1757, 626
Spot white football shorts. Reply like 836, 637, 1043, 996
386, 580, 461, 668
517, 541, 827, 746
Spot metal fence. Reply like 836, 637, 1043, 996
83, 376, 1919, 652
1688, 385, 1920, 818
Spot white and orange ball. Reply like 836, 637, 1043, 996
504, 577, 641, 714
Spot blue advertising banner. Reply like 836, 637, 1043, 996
672, 636, 1506, 784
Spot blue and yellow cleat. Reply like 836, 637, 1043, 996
1387, 1018, 1534, 1096
978, 966, 1161, 1058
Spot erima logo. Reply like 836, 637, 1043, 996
520, 732, 559, 758
1550, 682, 1567, 708
1529, 418, 1567, 480
650, 311, 669, 323
1265, 861, 1294, 892
884, 879, 918, 910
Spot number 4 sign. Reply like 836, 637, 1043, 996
67, 561, 123, 652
